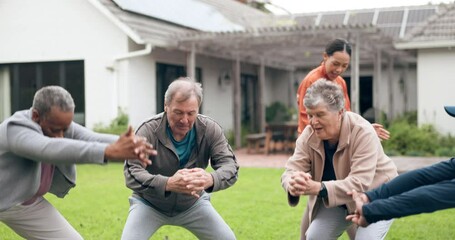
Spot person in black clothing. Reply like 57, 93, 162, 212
346, 106, 455, 227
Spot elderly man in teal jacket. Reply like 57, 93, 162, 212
0, 85, 155, 239
122, 78, 239, 240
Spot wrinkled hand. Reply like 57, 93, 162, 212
346, 190, 370, 227
372, 123, 390, 141
166, 168, 214, 198
105, 126, 156, 167
288, 171, 312, 197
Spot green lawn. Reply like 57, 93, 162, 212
1, 164, 455, 239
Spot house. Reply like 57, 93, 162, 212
395, 4, 455, 135
0, 0, 454, 148
0, 0, 273, 142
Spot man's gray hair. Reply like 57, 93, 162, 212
32, 86, 75, 117
164, 77, 203, 106
304, 79, 345, 112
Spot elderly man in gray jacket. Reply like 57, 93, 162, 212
122, 77, 239, 240
0, 86, 154, 239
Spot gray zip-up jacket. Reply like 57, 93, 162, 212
124, 113, 239, 216
0, 109, 117, 211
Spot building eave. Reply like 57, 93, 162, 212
87, 0, 145, 45
395, 40, 455, 49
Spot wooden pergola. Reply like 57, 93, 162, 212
176, 23, 413, 148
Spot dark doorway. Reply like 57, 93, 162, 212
241, 74, 259, 132
344, 76, 374, 122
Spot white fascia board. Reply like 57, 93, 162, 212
87, 0, 145, 44
395, 40, 455, 49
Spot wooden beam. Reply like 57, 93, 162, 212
258, 58, 266, 132
387, 55, 395, 120
233, 57, 241, 148
186, 43, 196, 80
373, 48, 382, 122
350, 34, 360, 114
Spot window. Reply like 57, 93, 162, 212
8, 60, 85, 125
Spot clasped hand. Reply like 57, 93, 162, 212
288, 171, 318, 197
166, 168, 214, 198
345, 190, 370, 227
105, 126, 157, 167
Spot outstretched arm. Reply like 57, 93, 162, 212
362, 180, 455, 224
366, 159, 455, 202
347, 159, 455, 225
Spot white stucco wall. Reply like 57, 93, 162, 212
0, 67, 11, 121
265, 69, 294, 108
417, 48, 455, 135
195, 56, 234, 131
122, 56, 156, 129
0, 0, 131, 128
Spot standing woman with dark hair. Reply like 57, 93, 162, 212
296, 39, 389, 140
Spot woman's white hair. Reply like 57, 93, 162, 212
304, 79, 345, 112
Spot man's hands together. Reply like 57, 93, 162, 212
166, 168, 214, 198
105, 126, 157, 167
346, 190, 371, 227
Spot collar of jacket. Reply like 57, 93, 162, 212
155, 112, 208, 153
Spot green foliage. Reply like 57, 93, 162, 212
383, 122, 438, 156
226, 129, 235, 148
92, 108, 129, 135
266, 101, 296, 123
382, 111, 455, 157
226, 124, 253, 149
397, 110, 418, 125
436, 134, 455, 157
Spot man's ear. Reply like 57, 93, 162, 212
164, 105, 168, 112
31, 109, 40, 123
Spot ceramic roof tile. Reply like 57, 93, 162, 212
404, 3, 455, 41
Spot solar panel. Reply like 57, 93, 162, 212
113, 0, 244, 32
294, 6, 440, 40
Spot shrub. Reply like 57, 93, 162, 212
93, 109, 129, 135
382, 111, 454, 157
226, 124, 252, 149
435, 147, 455, 157
266, 102, 295, 123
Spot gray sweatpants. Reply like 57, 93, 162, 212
0, 197, 83, 240
121, 193, 236, 240
306, 204, 393, 240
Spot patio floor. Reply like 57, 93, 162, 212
234, 148, 447, 173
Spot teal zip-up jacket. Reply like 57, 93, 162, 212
124, 112, 239, 217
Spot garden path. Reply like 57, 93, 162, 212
234, 148, 447, 174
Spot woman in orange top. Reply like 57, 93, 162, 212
296, 38, 389, 140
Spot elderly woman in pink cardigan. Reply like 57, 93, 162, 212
282, 79, 398, 240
